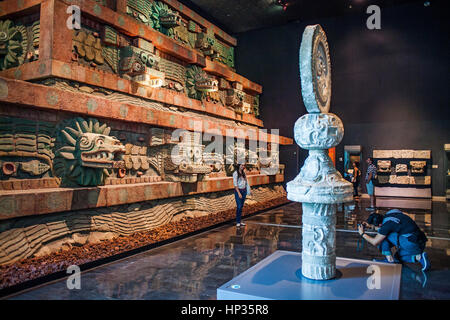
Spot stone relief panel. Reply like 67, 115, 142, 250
0, 184, 287, 265
372, 149, 431, 187
373, 150, 392, 158
389, 175, 397, 184
0, 19, 40, 71
186, 65, 218, 100
401, 150, 415, 158
377, 175, 390, 184
410, 161, 426, 174
377, 160, 391, 173
396, 175, 411, 184
53, 118, 126, 187
409, 176, 431, 185
0, 117, 55, 181
395, 164, 408, 173
0, 114, 283, 189
392, 150, 403, 159
413, 150, 431, 159
125, 0, 235, 69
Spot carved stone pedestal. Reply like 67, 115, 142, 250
301, 203, 337, 279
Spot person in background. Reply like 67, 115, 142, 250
365, 157, 377, 210
233, 163, 251, 227
358, 208, 430, 271
352, 161, 361, 198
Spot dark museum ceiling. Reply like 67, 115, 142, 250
178, 0, 425, 34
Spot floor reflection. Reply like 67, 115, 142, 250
8, 198, 450, 300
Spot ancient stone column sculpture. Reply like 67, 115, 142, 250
287, 25, 353, 280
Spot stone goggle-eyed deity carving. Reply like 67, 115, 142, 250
286, 25, 352, 280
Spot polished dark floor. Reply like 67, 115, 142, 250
6, 197, 450, 300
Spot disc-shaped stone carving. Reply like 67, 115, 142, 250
293, 113, 343, 150
299, 24, 331, 114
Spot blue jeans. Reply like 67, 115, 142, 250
234, 188, 247, 224
379, 232, 425, 262
366, 180, 374, 195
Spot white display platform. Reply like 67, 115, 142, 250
217, 250, 402, 300
374, 186, 431, 198
376, 197, 432, 210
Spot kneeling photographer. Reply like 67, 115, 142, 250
358, 209, 430, 271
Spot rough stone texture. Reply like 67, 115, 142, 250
0, 184, 286, 265
287, 24, 352, 280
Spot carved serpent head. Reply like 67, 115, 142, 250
54, 118, 125, 186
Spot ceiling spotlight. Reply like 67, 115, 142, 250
424, 1, 430, 7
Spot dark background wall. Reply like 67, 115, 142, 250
236, 1, 449, 196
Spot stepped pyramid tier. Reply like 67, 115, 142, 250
0, 0, 291, 270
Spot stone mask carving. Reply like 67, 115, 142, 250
377, 160, 391, 173
410, 161, 426, 174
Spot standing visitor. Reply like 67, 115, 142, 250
233, 164, 251, 227
365, 157, 377, 210
352, 161, 361, 198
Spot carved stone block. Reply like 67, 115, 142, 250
410, 161, 426, 174
373, 150, 392, 158
377, 160, 391, 173
392, 150, 403, 159
149, 128, 165, 146
377, 175, 390, 184
410, 176, 430, 185
413, 150, 431, 159
389, 175, 397, 184
395, 164, 408, 173
401, 150, 415, 158
301, 203, 337, 280
396, 176, 410, 184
